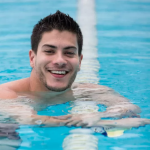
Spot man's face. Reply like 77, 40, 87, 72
30, 30, 83, 92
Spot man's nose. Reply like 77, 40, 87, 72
53, 52, 67, 67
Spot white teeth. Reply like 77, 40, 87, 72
50, 71, 67, 75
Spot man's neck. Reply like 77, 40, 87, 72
29, 70, 47, 92
28, 70, 73, 100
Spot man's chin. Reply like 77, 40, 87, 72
45, 84, 70, 92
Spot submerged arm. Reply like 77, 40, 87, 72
0, 101, 67, 127
57, 83, 142, 127
94, 88, 141, 118
94, 118, 150, 128
0, 88, 72, 127
0, 99, 68, 127
74, 83, 141, 119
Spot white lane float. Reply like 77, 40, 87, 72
63, 101, 99, 150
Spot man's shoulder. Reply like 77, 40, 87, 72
0, 78, 30, 99
0, 87, 17, 99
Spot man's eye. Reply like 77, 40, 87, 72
45, 50, 54, 54
65, 52, 75, 55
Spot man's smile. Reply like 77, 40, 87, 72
51, 70, 68, 74
47, 70, 69, 78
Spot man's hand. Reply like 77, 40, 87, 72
53, 108, 140, 127
31, 115, 70, 127
54, 113, 101, 127
54, 114, 150, 129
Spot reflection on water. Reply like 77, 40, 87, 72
63, 129, 98, 150
0, 123, 21, 150
75, 0, 100, 84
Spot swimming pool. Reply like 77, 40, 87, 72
0, 0, 150, 149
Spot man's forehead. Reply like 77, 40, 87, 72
41, 30, 77, 40
38, 30, 78, 48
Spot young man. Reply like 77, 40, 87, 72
0, 11, 150, 129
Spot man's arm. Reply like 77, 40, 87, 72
94, 91, 141, 118
54, 83, 143, 127
0, 100, 67, 127
0, 89, 68, 127
95, 118, 150, 128
73, 83, 141, 118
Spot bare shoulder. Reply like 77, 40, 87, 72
0, 87, 18, 99
0, 78, 30, 99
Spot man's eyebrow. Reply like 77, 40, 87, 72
42, 44, 57, 49
64, 46, 77, 50
42, 44, 77, 50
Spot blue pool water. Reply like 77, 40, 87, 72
0, 0, 150, 149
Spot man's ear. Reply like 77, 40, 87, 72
78, 54, 83, 71
29, 50, 36, 68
